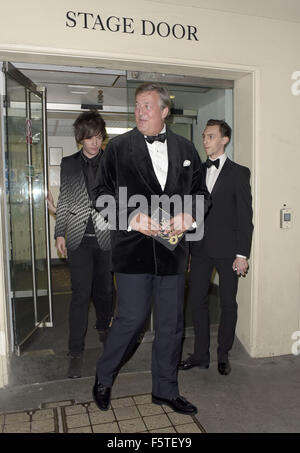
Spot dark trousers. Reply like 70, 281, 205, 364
96, 273, 185, 399
188, 253, 238, 363
67, 236, 113, 356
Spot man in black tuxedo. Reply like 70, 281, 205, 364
55, 111, 113, 379
179, 119, 253, 376
93, 83, 210, 414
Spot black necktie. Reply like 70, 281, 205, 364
206, 158, 220, 169
145, 132, 167, 144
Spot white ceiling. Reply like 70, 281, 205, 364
15, 65, 128, 108
12, 63, 230, 137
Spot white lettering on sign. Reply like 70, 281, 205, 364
291, 331, 300, 355
291, 71, 300, 96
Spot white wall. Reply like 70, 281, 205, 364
195, 90, 226, 161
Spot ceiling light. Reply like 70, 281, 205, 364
68, 85, 95, 89
71, 91, 89, 94
47, 103, 82, 110
106, 127, 132, 134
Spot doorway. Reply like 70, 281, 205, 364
1, 61, 234, 385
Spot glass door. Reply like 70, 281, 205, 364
4, 62, 53, 353
30, 90, 51, 324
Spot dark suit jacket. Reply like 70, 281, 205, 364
191, 157, 253, 259
95, 127, 210, 275
54, 150, 111, 251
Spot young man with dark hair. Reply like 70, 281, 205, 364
55, 111, 113, 379
179, 119, 253, 376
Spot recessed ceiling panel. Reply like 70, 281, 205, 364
20, 70, 121, 87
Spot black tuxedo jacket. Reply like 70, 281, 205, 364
54, 150, 111, 251
95, 127, 210, 275
191, 157, 253, 259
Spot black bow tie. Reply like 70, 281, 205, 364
145, 133, 167, 144
206, 158, 220, 169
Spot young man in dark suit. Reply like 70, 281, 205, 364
92, 83, 210, 414
55, 111, 113, 379
179, 119, 253, 376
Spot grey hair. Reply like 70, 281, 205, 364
135, 82, 172, 112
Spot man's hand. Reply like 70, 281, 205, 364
129, 213, 160, 237
169, 213, 194, 236
232, 257, 249, 276
56, 236, 67, 257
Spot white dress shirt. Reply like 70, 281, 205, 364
206, 152, 227, 194
145, 126, 168, 191
127, 127, 168, 232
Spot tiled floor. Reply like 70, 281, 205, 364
0, 393, 205, 434
0, 407, 58, 433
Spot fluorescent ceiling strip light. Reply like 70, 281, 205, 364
107, 127, 132, 134
47, 103, 82, 110
68, 85, 95, 89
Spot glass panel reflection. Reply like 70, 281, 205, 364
6, 74, 35, 344
30, 92, 49, 323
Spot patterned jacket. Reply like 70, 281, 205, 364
54, 150, 111, 251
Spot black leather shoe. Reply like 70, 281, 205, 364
152, 394, 198, 415
68, 355, 82, 379
178, 359, 209, 371
218, 361, 231, 376
92, 376, 111, 411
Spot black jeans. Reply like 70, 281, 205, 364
67, 236, 113, 356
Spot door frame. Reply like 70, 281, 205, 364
1, 61, 53, 355
0, 53, 256, 388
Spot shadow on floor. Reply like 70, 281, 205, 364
51, 260, 71, 293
